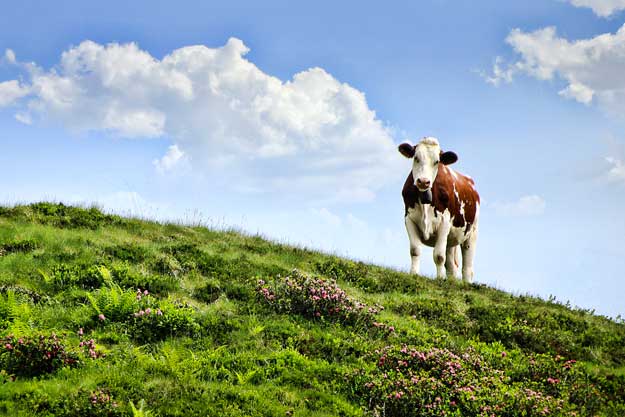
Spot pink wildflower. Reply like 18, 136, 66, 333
98, 314, 106, 321
78, 328, 84, 336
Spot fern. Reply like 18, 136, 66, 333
86, 292, 102, 315
130, 399, 155, 417
97, 265, 113, 285
87, 280, 140, 322
0, 291, 31, 331
38, 269, 52, 286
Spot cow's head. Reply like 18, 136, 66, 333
398, 137, 458, 192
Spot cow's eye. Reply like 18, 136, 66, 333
434, 160, 439, 165
414, 158, 420, 163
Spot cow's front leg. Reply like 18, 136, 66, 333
404, 216, 422, 274
445, 245, 459, 278
433, 219, 451, 278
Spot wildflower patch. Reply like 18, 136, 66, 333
0, 333, 104, 378
352, 345, 596, 417
257, 270, 383, 327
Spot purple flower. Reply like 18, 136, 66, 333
78, 328, 84, 336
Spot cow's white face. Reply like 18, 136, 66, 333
399, 137, 458, 192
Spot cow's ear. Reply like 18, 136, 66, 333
440, 151, 458, 165
398, 143, 416, 158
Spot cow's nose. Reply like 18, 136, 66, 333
416, 178, 431, 189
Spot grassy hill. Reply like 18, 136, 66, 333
0, 202, 624, 416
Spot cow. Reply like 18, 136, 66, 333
399, 137, 480, 282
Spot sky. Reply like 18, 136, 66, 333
1, 0, 625, 317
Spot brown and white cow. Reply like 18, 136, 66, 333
399, 137, 480, 281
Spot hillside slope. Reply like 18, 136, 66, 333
0, 203, 624, 416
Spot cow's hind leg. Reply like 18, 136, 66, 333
404, 217, 422, 274
445, 245, 459, 278
461, 230, 478, 283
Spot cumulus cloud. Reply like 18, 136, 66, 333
566, 0, 625, 17
0, 80, 29, 107
486, 25, 625, 116
153, 144, 189, 174
4, 49, 16, 64
605, 156, 625, 182
0, 39, 400, 202
492, 195, 546, 216
310, 207, 343, 227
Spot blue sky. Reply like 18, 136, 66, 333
2, 0, 625, 317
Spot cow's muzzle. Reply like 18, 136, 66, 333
416, 177, 431, 190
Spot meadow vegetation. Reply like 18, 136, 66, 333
0, 202, 623, 416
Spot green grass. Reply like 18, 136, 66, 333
0, 202, 623, 416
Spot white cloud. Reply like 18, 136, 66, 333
482, 56, 516, 86
94, 191, 174, 220
0, 80, 29, 107
1, 39, 400, 202
4, 49, 16, 64
492, 195, 546, 216
558, 82, 594, 104
310, 207, 343, 227
567, 0, 625, 17
346, 213, 368, 230
14, 112, 32, 124
487, 24, 625, 117
605, 156, 625, 182
153, 144, 189, 174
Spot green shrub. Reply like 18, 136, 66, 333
194, 279, 222, 303
0, 238, 38, 256
396, 298, 469, 335
129, 304, 201, 344
105, 243, 149, 263
42, 264, 106, 291
109, 263, 178, 294
314, 258, 376, 291
18, 202, 124, 229
87, 282, 200, 343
